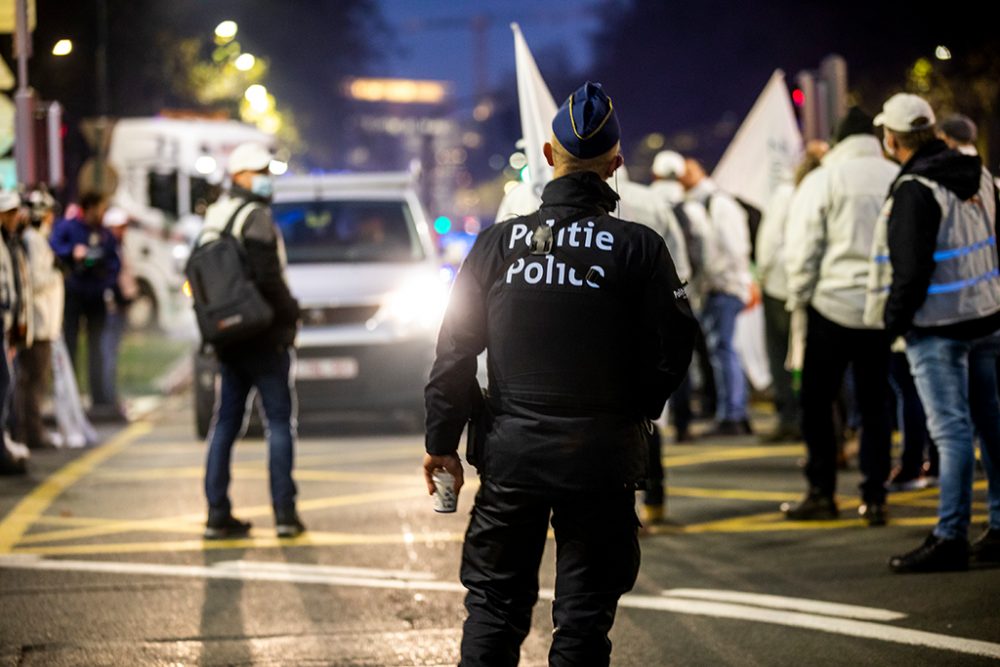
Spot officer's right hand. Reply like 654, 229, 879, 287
423, 453, 464, 496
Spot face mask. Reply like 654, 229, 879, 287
250, 174, 274, 200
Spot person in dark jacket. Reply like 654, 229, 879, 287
200, 142, 303, 540
423, 82, 696, 666
49, 192, 119, 417
867, 93, 1000, 572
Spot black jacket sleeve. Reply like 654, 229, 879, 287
242, 207, 301, 330
424, 238, 490, 456
884, 180, 941, 339
637, 237, 697, 419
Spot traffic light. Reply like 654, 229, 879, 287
794, 54, 848, 141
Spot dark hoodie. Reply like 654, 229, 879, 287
884, 139, 1000, 340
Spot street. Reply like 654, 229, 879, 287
1, 396, 998, 666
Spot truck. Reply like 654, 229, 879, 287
105, 117, 276, 333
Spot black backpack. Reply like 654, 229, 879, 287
185, 201, 274, 346
671, 202, 704, 278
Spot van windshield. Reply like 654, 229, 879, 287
273, 200, 425, 263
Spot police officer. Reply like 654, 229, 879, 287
200, 142, 303, 540
424, 82, 696, 666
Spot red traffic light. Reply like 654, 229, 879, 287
792, 89, 805, 107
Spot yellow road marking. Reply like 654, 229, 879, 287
0, 422, 152, 553
663, 445, 803, 468
92, 466, 416, 485
669, 486, 801, 502
11, 529, 467, 557
17, 486, 437, 545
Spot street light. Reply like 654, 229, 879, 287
244, 84, 269, 112
52, 39, 73, 56
234, 53, 256, 71
935, 45, 952, 61
214, 20, 238, 41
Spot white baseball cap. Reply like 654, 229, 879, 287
227, 142, 272, 175
651, 150, 686, 179
874, 93, 936, 133
103, 206, 130, 228
0, 190, 21, 212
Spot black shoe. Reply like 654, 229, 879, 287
889, 533, 969, 573
858, 503, 887, 527
0, 455, 27, 476
204, 514, 252, 540
971, 526, 1000, 563
275, 510, 306, 538
781, 491, 839, 520
885, 466, 928, 492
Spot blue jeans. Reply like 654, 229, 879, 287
204, 347, 298, 515
701, 292, 747, 422
906, 332, 1000, 539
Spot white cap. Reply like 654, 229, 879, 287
874, 93, 936, 133
103, 206, 130, 228
651, 150, 686, 179
226, 142, 272, 175
28, 189, 55, 211
0, 190, 21, 212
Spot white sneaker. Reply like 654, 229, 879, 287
4, 437, 30, 461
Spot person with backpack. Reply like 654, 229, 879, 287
676, 156, 754, 436
195, 142, 303, 540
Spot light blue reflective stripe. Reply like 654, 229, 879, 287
933, 236, 996, 262
927, 269, 1000, 295
874, 254, 889, 264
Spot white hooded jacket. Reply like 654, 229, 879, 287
686, 178, 752, 303
784, 134, 899, 328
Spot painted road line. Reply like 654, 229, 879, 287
213, 560, 438, 581
8, 529, 467, 556
668, 486, 802, 503
663, 444, 803, 468
3, 556, 999, 660
0, 421, 152, 553
662, 589, 906, 621
17, 486, 439, 547
619, 595, 1000, 660
92, 466, 417, 485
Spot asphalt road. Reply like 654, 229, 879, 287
1, 395, 998, 666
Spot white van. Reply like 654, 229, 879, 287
106, 117, 275, 332
193, 169, 449, 435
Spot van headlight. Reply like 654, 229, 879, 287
368, 275, 450, 334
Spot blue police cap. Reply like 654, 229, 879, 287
552, 81, 620, 159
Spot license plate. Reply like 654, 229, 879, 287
295, 357, 359, 380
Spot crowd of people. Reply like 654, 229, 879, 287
640, 94, 1000, 574
0, 189, 134, 476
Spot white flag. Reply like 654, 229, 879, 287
712, 70, 803, 210
511, 23, 557, 197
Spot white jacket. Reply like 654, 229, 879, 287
755, 182, 795, 301
616, 180, 691, 283
687, 178, 752, 303
0, 239, 13, 335
24, 226, 64, 342
784, 134, 899, 328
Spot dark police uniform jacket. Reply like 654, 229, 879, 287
425, 171, 697, 493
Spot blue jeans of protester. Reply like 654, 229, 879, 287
905, 332, 1000, 539
204, 346, 298, 516
702, 291, 747, 422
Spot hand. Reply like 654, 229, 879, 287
72, 244, 88, 261
423, 453, 464, 497
745, 282, 762, 310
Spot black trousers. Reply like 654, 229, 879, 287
459, 480, 640, 667
763, 293, 800, 430
800, 308, 892, 503
13, 341, 52, 447
643, 426, 664, 506
63, 293, 110, 406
